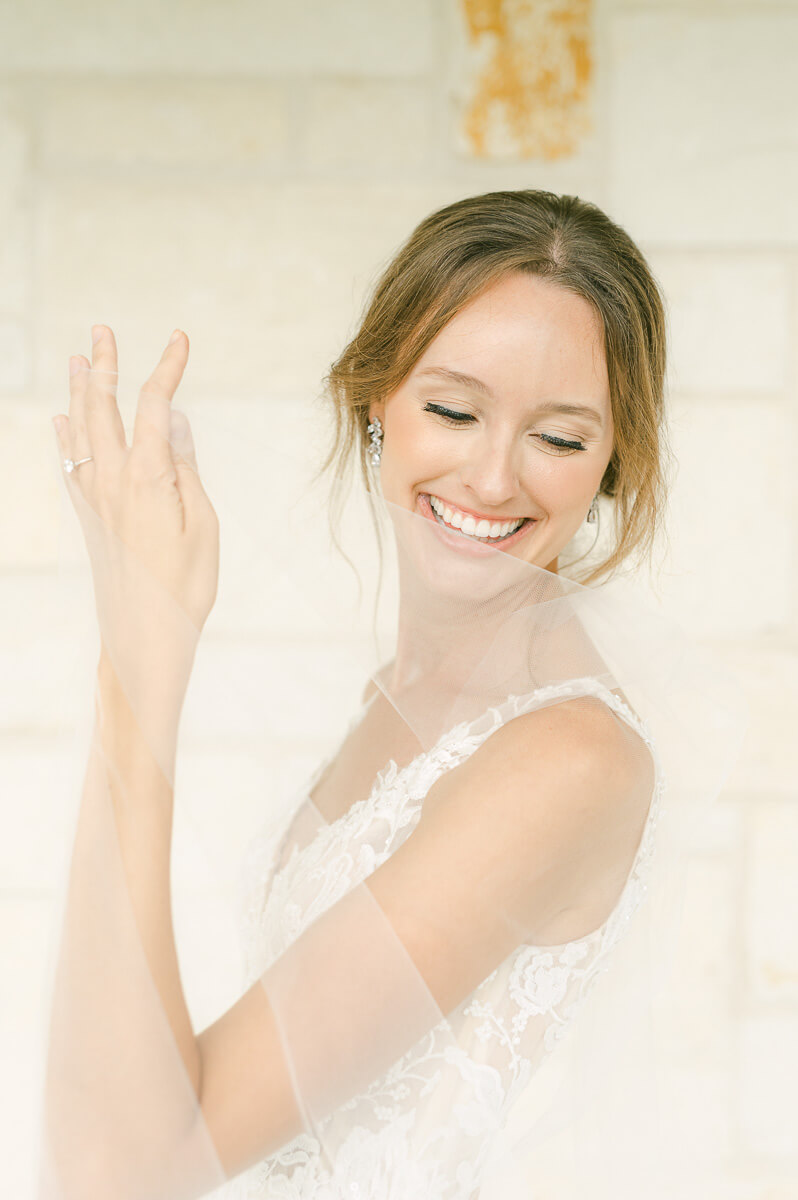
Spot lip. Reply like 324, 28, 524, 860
417, 493, 537, 553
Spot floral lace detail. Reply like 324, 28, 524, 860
229, 677, 666, 1199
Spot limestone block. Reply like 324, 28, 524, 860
0, 0, 434, 76
644, 1061, 734, 1169
654, 397, 791, 637
0, 892, 53, 1030
0, 90, 31, 313
0, 894, 53, 1200
738, 1014, 798, 1158
492, 1159, 798, 1200
0, 738, 77, 889
0, 204, 31, 315
0, 568, 98, 731
0, 92, 28, 217
0, 400, 71, 567
653, 252, 790, 395
711, 644, 798, 797
303, 79, 430, 171
609, 11, 798, 244
0, 320, 29, 392
682, 791, 744, 857
744, 800, 798, 1005
661, 854, 740, 1068
40, 79, 288, 168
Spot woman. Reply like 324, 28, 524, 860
41, 190, 743, 1199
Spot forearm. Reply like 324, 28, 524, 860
44, 648, 201, 1193
92, 646, 200, 1089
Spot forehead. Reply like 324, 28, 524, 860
413, 272, 609, 403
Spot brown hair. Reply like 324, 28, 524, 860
313, 189, 671, 586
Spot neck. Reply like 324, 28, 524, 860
389, 584, 513, 699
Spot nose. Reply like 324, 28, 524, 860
458, 431, 522, 510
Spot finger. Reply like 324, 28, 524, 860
53, 413, 70, 462
52, 414, 81, 489
90, 324, 118, 375
85, 326, 126, 462
132, 330, 189, 467
67, 354, 92, 463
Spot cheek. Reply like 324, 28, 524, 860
385, 413, 449, 479
520, 455, 601, 512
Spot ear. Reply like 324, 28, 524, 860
368, 402, 385, 425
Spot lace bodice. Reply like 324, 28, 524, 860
228, 677, 666, 1199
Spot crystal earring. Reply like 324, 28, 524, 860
586, 493, 599, 524
367, 415, 383, 467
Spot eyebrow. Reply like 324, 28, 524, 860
416, 366, 604, 427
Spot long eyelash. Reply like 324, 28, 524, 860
423, 403, 473, 425
540, 434, 587, 452
422, 403, 587, 452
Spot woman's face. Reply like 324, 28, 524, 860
369, 271, 614, 573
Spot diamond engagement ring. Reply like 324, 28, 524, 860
63, 456, 94, 473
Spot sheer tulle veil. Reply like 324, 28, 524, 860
33, 364, 748, 1200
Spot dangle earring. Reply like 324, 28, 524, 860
367, 415, 383, 467
586, 492, 599, 524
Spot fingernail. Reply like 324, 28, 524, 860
169, 329, 182, 345
69, 356, 81, 377
92, 326, 104, 345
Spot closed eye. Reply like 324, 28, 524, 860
537, 434, 588, 453
422, 403, 588, 454
424, 402, 474, 425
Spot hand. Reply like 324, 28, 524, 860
53, 327, 220, 679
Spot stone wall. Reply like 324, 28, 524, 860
1, 1, 796, 1194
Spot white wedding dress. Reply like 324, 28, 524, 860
226, 675, 665, 1200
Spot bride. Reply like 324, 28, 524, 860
40, 189, 743, 1199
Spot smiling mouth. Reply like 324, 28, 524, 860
420, 494, 536, 545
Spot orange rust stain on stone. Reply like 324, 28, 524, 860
462, 0, 506, 39
459, 0, 594, 161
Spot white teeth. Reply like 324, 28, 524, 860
427, 495, 527, 541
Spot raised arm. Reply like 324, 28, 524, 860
42, 328, 223, 1199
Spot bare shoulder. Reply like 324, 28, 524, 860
486, 691, 653, 801
413, 691, 656, 942
421, 690, 655, 834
